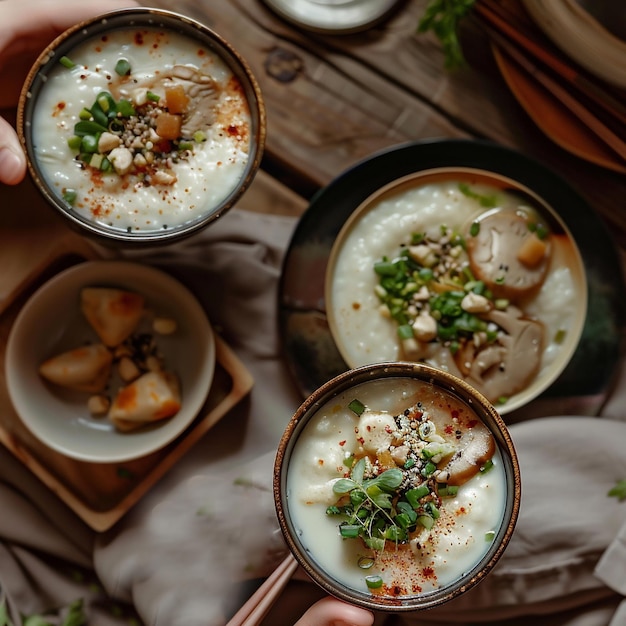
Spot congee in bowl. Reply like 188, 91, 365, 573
17, 7, 265, 245
274, 362, 520, 611
325, 168, 587, 414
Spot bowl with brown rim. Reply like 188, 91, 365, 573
17, 7, 265, 246
274, 361, 521, 611
324, 167, 587, 415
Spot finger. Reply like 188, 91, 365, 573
294, 597, 375, 626
0, 0, 138, 109
0, 116, 26, 185
0, 0, 138, 52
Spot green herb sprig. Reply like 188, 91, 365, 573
417, 0, 478, 69
608, 479, 626, 502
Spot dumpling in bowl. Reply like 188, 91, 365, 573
39, 343, 113, 393
109, 371, 181, 432
81, 287, 145, 347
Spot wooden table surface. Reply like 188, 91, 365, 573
153, 0, 626, 250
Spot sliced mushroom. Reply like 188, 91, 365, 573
438, 423, 496, 486
467, 209, 551, 300
464, 307, 544, 402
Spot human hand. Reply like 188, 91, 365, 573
0, 0, 137, 185
294, 596, 375, 626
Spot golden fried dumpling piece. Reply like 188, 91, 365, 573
109, 371, 181, 432
80, 287, 145, 347
39, 343, 113, 393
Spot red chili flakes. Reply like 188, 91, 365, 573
226, 125, 240, 137
352, 302, 361, 310
444, 424, 454, 435
338, 440, 346, 446
101, 35, 109, 42
421, 566, 436, 580
52, 102, 66, 117
451, 409, 459, 419
467, 419, 478, 428
456, 506, 467, 515
317, 459, 324, 466
197, 48, 206, 57
134, 31, 144, 45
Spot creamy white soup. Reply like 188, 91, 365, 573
31, 26, 251, 233
287, 377, 507, 598
328, 179, 583, 407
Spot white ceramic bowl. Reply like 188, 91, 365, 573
325, 167, 587, 415
5, 261, 215, 463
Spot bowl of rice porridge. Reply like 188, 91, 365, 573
17, 7, 265, 245
274, 361, 521, 611
325, 167, 587, 414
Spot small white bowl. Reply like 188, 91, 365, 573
325, 167, 587, 415
5, 261, 215, 463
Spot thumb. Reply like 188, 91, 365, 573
0, 115, 27, 185
294, 596, 375, 626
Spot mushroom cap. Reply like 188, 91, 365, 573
467, 209, 551, 300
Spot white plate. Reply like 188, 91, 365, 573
6, 261, 215, 463
263, 0, 400, 33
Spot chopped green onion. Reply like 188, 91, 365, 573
62, 189, 77, 205
67, 135, 82, 150
469, 221, 480, 237
116, 99, 136, 117
397, 323, 414, 340
74, 120, 107, 136
358, 556, 375, 570
421, 461, 436, 477
438, 484, 459, 498
405, 484, 430, 508
480, 459, 494, 474
339, 524, 360, 539
178, 141, 194, 151
89, 153, 104, 169
485, 530, 496, 542
147, 90, 161, 102
325, 505, 341, 516
554, 329, 566, 344
348, 399, 366, 416
79, 108, 92, 121
59, 56, 76, 69
80, 134, 99, 154
115, 58, 131, 76
417, 514, 434, 530
365, 575, 383, 589
193, 130, 207, 142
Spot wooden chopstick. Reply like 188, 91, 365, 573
227, 554, 299, 626
474, 0, 626, 127
480, 20, 626, 162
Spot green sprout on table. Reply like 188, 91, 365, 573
417, 0, 478, 69
608, 479, 626, 502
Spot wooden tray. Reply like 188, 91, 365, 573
0, 235, 254, 532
